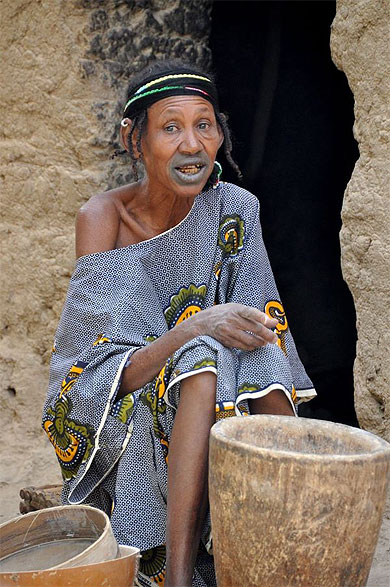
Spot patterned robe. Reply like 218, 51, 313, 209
43, 182, 315, 586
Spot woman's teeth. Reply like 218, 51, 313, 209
176, 165, 203, 174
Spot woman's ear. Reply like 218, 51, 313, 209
120, 118, 143, 159
119, 118, 132, 151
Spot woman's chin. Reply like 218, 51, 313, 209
169, 167, 212, 195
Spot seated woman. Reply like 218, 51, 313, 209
43, 60, 316, 587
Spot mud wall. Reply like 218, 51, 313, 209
1, 0, 389, 495
331, 0, 390, 441
0, 0, 212, 487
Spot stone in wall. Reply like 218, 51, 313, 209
0, 0, 212, 489
330, 0, 390, 441
79, 0, 212, 187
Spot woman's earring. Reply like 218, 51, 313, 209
121, 119, 129, 127
212, 161, 222, 189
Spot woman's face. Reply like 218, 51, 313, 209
138, 95, 223, 197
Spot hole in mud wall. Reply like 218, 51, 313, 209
211, 1, 359, 426
7, 386, 16, 397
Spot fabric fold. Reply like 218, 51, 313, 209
43, 182, 316, 562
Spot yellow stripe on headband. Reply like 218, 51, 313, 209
135, 73, 212, 95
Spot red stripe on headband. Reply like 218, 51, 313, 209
184, 86, 210, 97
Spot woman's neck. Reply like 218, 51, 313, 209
133, 179, 196, 233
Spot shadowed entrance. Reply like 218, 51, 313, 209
211, 0, 359, 426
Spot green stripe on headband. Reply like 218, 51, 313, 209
124, 86, 182, 112
123, 85, 211, 113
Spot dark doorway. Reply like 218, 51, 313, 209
210, 0, 359, 425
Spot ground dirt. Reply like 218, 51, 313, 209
0, 462, 388, 585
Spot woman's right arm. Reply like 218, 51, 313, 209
74, 197, 278, 399
117, 303, 278, 398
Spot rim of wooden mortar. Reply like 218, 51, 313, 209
210, 415, 390, 463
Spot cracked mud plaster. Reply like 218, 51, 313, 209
0, 0, 212, 479
331, 0, 390, 442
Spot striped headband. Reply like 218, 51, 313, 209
123, 72, 219, 119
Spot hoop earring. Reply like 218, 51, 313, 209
212, 161, 222, 189
121, 119, 129, 127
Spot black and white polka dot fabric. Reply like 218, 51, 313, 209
42, 182, 315, 586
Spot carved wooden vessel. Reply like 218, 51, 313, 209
209, 415, 390, 587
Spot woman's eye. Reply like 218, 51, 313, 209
164, 124, 178, 133
198, 122, 210, 130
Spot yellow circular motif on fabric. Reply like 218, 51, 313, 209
217, 214, 245, 257
156, 364, 167, 399
264, 300, 288, 356
264, 300, 288, 332
224, 228, 237, 243
175, 305, 202, 325
164, 283, 207, 329
42, 394, 94, 480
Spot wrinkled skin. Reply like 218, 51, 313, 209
77, 95, 293, 586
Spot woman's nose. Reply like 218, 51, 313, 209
179, 128, 202, 154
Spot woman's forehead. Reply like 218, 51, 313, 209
148, 95, 215, 118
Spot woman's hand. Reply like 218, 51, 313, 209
118, 303, 278, 397
193, 303, 279, 351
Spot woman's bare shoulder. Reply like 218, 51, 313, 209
75, 191, 121, 258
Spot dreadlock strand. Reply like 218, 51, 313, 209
216, 112, 243, 180
136, 111, 147, 161
127, 116, 139, 181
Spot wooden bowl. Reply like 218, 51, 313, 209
0, 545, 140, 586
0, 505, 118, 572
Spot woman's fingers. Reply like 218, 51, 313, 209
222, 320, 278, 350
225, 331, 265, 351
234, 309, 278, 344
238, 306, 279, 330
236, 316, 278, 344
199, 303, 281, 349
262, 314, 279, 329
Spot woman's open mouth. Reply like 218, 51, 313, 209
172, 162, 208, 184
175, 164, 205, 175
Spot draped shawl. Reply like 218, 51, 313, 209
43, 182, 315, 555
